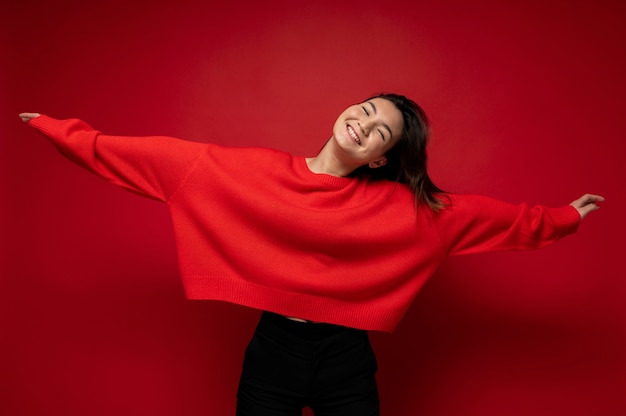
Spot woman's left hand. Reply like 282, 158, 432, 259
570, 194, 605, 219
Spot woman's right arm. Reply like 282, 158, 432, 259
20, 113, 207, 202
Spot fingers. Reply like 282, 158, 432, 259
18, 112, 41, 123
571, 193, 605, 208
570, 193, 605, 220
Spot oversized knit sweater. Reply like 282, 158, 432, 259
28, 115, 581, 332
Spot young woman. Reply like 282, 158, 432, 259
19, 93, 603, 416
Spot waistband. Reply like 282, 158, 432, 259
260, 312, 364, 341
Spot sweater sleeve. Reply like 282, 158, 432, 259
433, 194, 581, 256
28, 115, 206, 202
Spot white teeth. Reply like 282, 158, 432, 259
348, 125, 361, 145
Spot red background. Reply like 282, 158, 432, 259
2, 0, 624, 415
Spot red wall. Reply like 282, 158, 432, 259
2, 0, 624, 415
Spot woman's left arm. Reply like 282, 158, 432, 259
433, 193, 604, 257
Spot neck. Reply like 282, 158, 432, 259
306, 139, 358, 177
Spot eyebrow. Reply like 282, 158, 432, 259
368, 101, 394, 139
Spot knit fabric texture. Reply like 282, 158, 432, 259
29, 116, 581, 331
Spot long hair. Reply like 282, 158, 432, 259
349, 93, 446, 211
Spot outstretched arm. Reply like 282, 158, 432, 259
433, 193, 602, 257
19, 113, 207, 202
569, 194, 604, 219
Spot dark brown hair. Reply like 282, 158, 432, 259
350, 93, 445, 211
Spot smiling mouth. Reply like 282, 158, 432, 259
347, 125, 361, 145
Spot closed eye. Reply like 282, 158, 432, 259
362, 105, 386, 141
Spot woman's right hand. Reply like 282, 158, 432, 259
19, 113, 41, 123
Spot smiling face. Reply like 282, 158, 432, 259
331, 97, 404, 170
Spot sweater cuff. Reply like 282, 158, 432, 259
553, 204, 582, 236
28, 114, 56, 135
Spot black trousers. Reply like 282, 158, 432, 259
236, 312, 380, 416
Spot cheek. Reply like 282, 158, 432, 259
332, 118, 344, 135
373, 143, 389, 158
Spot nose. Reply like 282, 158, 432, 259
358, 120, 372, 136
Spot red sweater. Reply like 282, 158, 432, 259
28, 115, 581, 332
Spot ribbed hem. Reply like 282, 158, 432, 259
182, 273, 403, 333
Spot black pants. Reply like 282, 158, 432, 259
236, 312, 380, 416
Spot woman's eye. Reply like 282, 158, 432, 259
378, 129, 386, 141
361, 106, 369, 116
